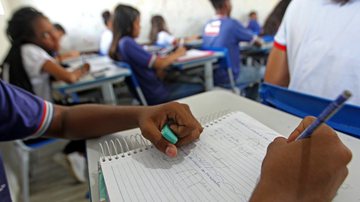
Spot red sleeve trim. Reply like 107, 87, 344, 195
274, 41, 287, 51
33, 101, 47, 135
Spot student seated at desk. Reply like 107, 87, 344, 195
53, 23, 81, 63
0, 79, 352, 201
247, 11, 261, 36
99, 10, 113, 56
1, 7, 89, 102
149, 15, 199, 47
203, 0, 263, 87
265, 0, 360, 106
109, 5, 203, 105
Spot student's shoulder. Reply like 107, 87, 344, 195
21, 43, 49, 55
120, 36, 136, 46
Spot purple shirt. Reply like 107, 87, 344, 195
0, 80, 54, 141
203, 17, 254, 85
118, 36, 169, 105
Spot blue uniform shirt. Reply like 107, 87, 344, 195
203, 17, 254, 85
0, 80, 54, 141
118, 36, 169, 105
247, 19, 261, 35
0, 154, 11, 202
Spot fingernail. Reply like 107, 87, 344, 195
165, 146, 177, 157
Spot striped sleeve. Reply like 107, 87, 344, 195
31, 101, 54, 138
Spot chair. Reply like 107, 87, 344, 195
200, 46, 259, 95
14, 139, 59, 202
259, 82, 360, 139
114, 61, 148, 106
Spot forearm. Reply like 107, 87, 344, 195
154, 52, 181, 69
46, 105, 147, 139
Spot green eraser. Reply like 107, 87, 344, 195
161, 124, 178, 144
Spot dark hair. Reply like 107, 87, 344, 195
261, 0, 291, 36
333, 0, 350, 4
109, 4, 140, 60
209, 0, 227, 10
53, 23, 66, 34
102, 10, 111, 26
149, 15, 170, 44
249, 11, 257, 17
2, 7, 46, 93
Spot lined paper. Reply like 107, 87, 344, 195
100, 112, 280, 202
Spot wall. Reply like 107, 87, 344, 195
0, 0, 10, 61
1, 0, 279, 54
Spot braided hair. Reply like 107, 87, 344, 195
2, 7, 46, 93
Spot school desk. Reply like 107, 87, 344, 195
53, 55, 131, 105
172, 51, 223, 91
86, 89, 360, 201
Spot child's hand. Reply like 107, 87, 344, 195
250, 117, 352, 202
81, 63, 90, 74
137, 102, 203, 157
175, 46, 187, 57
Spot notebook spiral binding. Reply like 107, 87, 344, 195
203, 111, 234, 128
99, 110, 232, 162
99, 134, 153, 162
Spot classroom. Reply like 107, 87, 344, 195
0, 0, 359, 201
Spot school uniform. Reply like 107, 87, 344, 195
156, 31, 176, 47
118, 36, 203, 105
247, 19, 261, 35
202, 16, 262, 86
0, 80, 54, 201
99, 29, 113, 56
21, 44, 54, 101
275, 0, 360, 106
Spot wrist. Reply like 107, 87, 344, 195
250, 179, 296, 202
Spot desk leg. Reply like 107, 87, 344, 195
204, 62, 214, 91
101, 83, 117, 105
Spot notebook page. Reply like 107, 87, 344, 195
177, 49, 213, 62
100, 112, 280, 202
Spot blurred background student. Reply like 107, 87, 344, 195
53, 23, 81, 63
149, 15, 199, 47
1, 7, 89, 102
109, 4, 204, 105
1, 7, 90, 183
247, 11, 261, 36
99, 10, 113, 56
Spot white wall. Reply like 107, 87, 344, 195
1, 0, 279, 55
0, 0, 10, 62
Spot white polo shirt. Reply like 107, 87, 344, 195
21, 44, 53, 101
275, 0, 360, 106
156, 31, 176, 46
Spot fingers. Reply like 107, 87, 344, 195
141, 123, 178, 158
287, 116, 316, 142
267, 136, 287, 152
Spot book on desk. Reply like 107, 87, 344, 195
97, 111, 280, 202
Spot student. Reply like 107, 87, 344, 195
2, 7, 89, 101
261, 0, 291, 36
0, 79, 352, 201
109, 5, 203, 105
53, 23, 81, 62
149, 15, 176, 47
149, 15, 199, 47
265, 0, 360, 106
203, 0, 263, 87
247, 11, 261, 35
99, 10, 113, 56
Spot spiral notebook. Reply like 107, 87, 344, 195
98, 111, 280, 202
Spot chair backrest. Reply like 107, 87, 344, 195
259, 82, 360, 139
114, 61, 148, 106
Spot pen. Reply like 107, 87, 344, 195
295, 90, 352, 140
